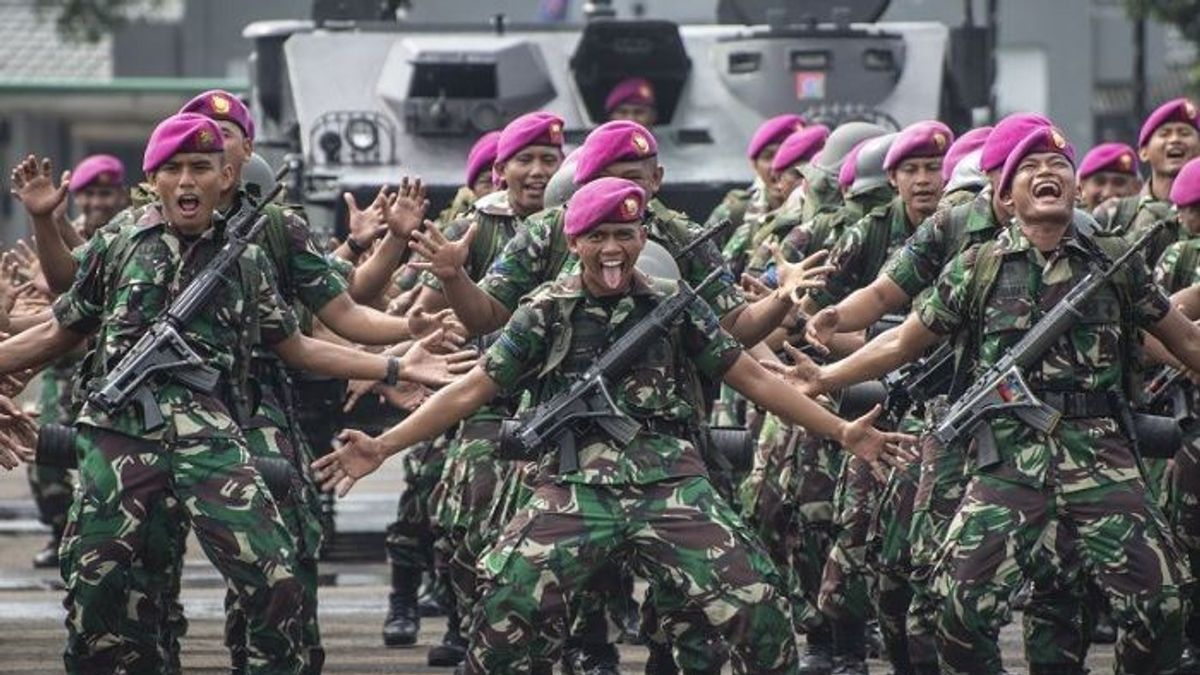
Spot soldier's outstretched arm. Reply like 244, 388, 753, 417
0, 318, 87, 375
724, 248, 836, 346
1148, 307, 1200, 375
724, 352, 917, 476
347, 178, 428, 303
9, 156, 78, 293
271, 329, 476, 388
316, 293, 464, 344
805, 276, 910, 354
763, 314, 942, 397
1172, 284, 1200, 320
312, 366, 499, 497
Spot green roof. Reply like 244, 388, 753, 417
0, 77, 248, 94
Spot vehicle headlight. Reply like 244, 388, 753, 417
345, 118, 379, 152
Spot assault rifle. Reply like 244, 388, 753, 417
930, 221, 1164, 467
88, 167, 289, 430
838, 341, 956, 427
499, 267, 725, 473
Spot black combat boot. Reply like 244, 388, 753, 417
427, 606, 467, 667
1176, 641, 1200, 675
831, 619, 869, 675
644, 640, 680, 675
798, 625, 834, 675
565, 641, 620, 675
382, 565, 420, 647
229, 645, 248, 675
882, 633, 912, 675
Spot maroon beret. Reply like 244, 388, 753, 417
883, 121, 954, 171
748, 114, 806, 159
1170, 157, 1200, 208
179, 89, 255, 142
465, 131, 501, 187
771, 125, 830, 173
999, 126, 1075, 196
496, 111, 565, 165
564, 176, 646, 237
605, 77, 656, 113
838, 141, 867, 191
143, 113, 225, 174
981, 112, 1053, 173
69, 154, 126, 193
574, 121, 659, 185
941, 126, 992, 182
1138, 98, 1199, 148
1077, 142, 1139, 180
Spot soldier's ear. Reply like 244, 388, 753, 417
1138, 145, 1151, 163
218, 159, 236, 193
887, 168, 899, 189
652, 164, 664, 193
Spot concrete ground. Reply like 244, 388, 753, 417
0, 453, 1116, 674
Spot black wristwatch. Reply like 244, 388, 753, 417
385, 356, 401, 386
347, 236, 370, 256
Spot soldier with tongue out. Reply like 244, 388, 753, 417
313, 175, 917, 675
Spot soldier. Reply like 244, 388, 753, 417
777, 124, 1200, 674
66, 154, 129, 239
1155, 156, 1200, 673
606, 77, 658, 128
938, 126, 992, 210
3, 113, 471, 673
314, 175, 917, 675
439, 131, 502, 224
1076, 142, 1141, 212
1097, 97, 1200, 267
721, 114, 808, 276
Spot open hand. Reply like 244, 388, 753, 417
10, 156, 69, 219
311, 429, 385, 497
803, 306, 839, 356
408, 307, 466, 341
384, 177, 429, 240
399, 328, 478, 387
343, 188, 388, 251
760, 342, 825, 397
740, 273, 771, 303
839, 404, 919, 480
774, 248, 835, 304
409, 220, 475, 281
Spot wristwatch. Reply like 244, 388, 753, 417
347, 236, 370, 256
385, 356, 400, 386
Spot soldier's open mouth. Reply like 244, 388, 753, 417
1032, 181, 1061, 199
1165, 146, 1186, 159
177, 194, 201, 215
601, 259, 625, 289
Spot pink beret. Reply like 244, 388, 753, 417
465, 131, 501, 186
143, 113, 225, 174
1138, 98, 1199, 148
883, 121, 954, 171
771, 125, 830, 173
1077, 142, 1139, 180
69, 154, 126, 192
605, 77, 656, 113
179, 89, 255, 141
941, 126, 992, 181
748, 114, 806, 159
981, 112, 1053, 173
998, 126, 1075, 196
838, 141, 867, 191
496, 111, 565, 166
564, 177, 646, 237
574, 121, 658, 185
1169, 157, 1200, 208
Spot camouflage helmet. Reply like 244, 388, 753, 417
944, 148, 988, 194
848, 132, 898, 197
241, 152, 276, 202
544, 147, 583, 209
635, 239, 681, 280
811, 121, 889, 177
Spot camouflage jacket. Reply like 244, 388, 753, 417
480, 198, 745, 319
778, 185, 892, 268
1099, 183, 1181, 267
483, 271, 742, 485
704, 186, 752, 245
807, 194, 915, 309
54, 203, 298, 441
421, 189, 521, 290
1154, 237, 1200, 294
884, 188, 1000, 299
916, 220, 1169, 490
937, 186, 982, 211
744, 208, 803, 278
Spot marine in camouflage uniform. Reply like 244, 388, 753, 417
714, 178, 769, 276
918, 217, 1192, 674
52, 201, 305, 674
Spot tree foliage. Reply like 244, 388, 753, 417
1126, 0, 1200, 88
35, 0, 165, 43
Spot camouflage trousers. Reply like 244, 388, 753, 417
387, 436, 448, 572
467, 476, 799, 674
1169, 430, 1200, 646
819, 455, 880, 623
63, 426, 303, 675
933, 474, 1190, 674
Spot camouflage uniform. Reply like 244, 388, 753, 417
918, 220, 1191, 674
703, 186, 752, 251
53, 203, 304, 674
467, 272, 797, 674
1097, 184, 1180, 267
1153, 237, 1200, 655
714, 179, 769, 276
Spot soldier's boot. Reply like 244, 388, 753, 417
419, 572, 446, 618
32, 527, 62, 569
1089, 604, 1116, 645
229, 645, 248, 675
645, 641, 680, 675
382, 565, 421, 647
865, 619, 883, 660
427, 606, 467, 667
1176, 642, 1200, 675
882, 633, 912, 675
569, 642, 621, 675
798, 625, 833, 675
831, 619, 869, 675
